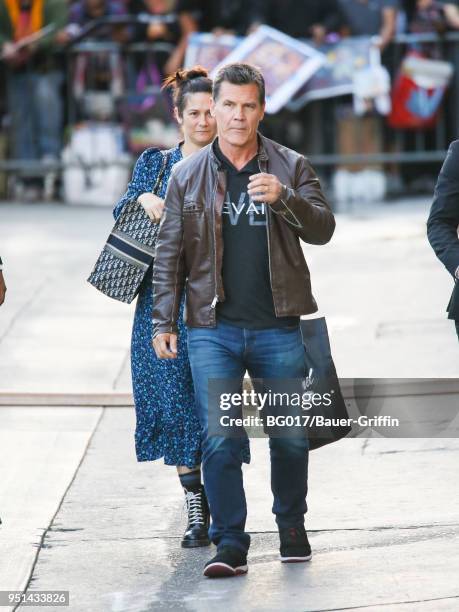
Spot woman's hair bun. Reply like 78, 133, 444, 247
162, 65, 209, 91
182, 65, 209, 81
161, 65, 213, 116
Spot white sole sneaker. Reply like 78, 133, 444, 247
203, 562, 248, 578
280, 553, 312, 563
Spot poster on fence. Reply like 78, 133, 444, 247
211, 26, 325, 114
287, 36, 379, 111
184, 32, 240, 73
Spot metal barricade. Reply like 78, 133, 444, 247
1, 27, 459, 196
266, 32, 459, 170
0, 13, 178, 196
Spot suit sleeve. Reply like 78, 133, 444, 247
270, 155, 336, 245
152, 168, 186, 338
427, 141, 459, 278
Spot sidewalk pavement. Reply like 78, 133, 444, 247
1, 406, 458, 611
0, 199, 458, 611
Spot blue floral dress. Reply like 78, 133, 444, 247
114, 144, 251, 468
113, 145, 200, 466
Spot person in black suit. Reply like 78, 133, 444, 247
427, 140, 459, 339
0, 256, 6, 306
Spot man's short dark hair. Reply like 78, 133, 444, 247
213, 63, 265, 105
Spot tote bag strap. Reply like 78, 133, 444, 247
151, 149, 171, 197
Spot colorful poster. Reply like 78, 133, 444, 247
184, 32, 240, 73
211, 26, 325, 114
287, 37, 379, 111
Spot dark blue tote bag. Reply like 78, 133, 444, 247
300, 317, 352, 450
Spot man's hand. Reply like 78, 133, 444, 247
0, 272, 6, 306
152, 333, 178, 359
55, 29, 72, 45
138, 193, 165, 223
147, 22, 169, 40
2, 41, 16, 59
311, 24, 326, 45
248, 173, 283, 205
1, 41, 27, 66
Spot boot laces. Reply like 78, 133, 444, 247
184, 489, 204, 526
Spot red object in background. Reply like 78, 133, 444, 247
388, 71, 444, 129
388, 53, 453, 130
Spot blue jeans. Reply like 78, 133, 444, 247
7, 71, 63, 160
187, 320, 309, 554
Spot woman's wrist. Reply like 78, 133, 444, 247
137, 193, 149, 205
137, 193, 163, 205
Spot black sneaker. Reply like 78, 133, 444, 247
279, 526, 312, 563
181, 485, 210, 548
203, 546, 248, 578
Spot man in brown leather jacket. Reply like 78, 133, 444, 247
152, 63, 335, 578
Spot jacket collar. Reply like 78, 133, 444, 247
209, 132, 269, 168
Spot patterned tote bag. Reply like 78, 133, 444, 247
87, 150, 169, 303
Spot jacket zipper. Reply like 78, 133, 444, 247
211, 173, 219, 311
258, 158, 278, 316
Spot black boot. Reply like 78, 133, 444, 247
181, 485, 210, 548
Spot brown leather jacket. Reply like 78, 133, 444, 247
152, 134, 335, 337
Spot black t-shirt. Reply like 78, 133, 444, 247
128, 0, 181, 46
214, 141, 299, 330
176, 0, 252, 35
337, 0, 400, 36
252, 0, 345, 39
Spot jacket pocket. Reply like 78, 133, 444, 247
183, 198, 204, 213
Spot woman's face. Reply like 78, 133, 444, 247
176, 92, 216, 148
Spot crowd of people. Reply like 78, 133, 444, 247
1, 0, 459, 200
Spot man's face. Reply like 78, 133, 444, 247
85, 0, 106, 18
211, 82, 265, 149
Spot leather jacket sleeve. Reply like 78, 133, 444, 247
427, 140, 459, 278
270, 155, 336, 245
152, 168, 185, 338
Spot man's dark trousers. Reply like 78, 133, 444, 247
187, 320, 309, 554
